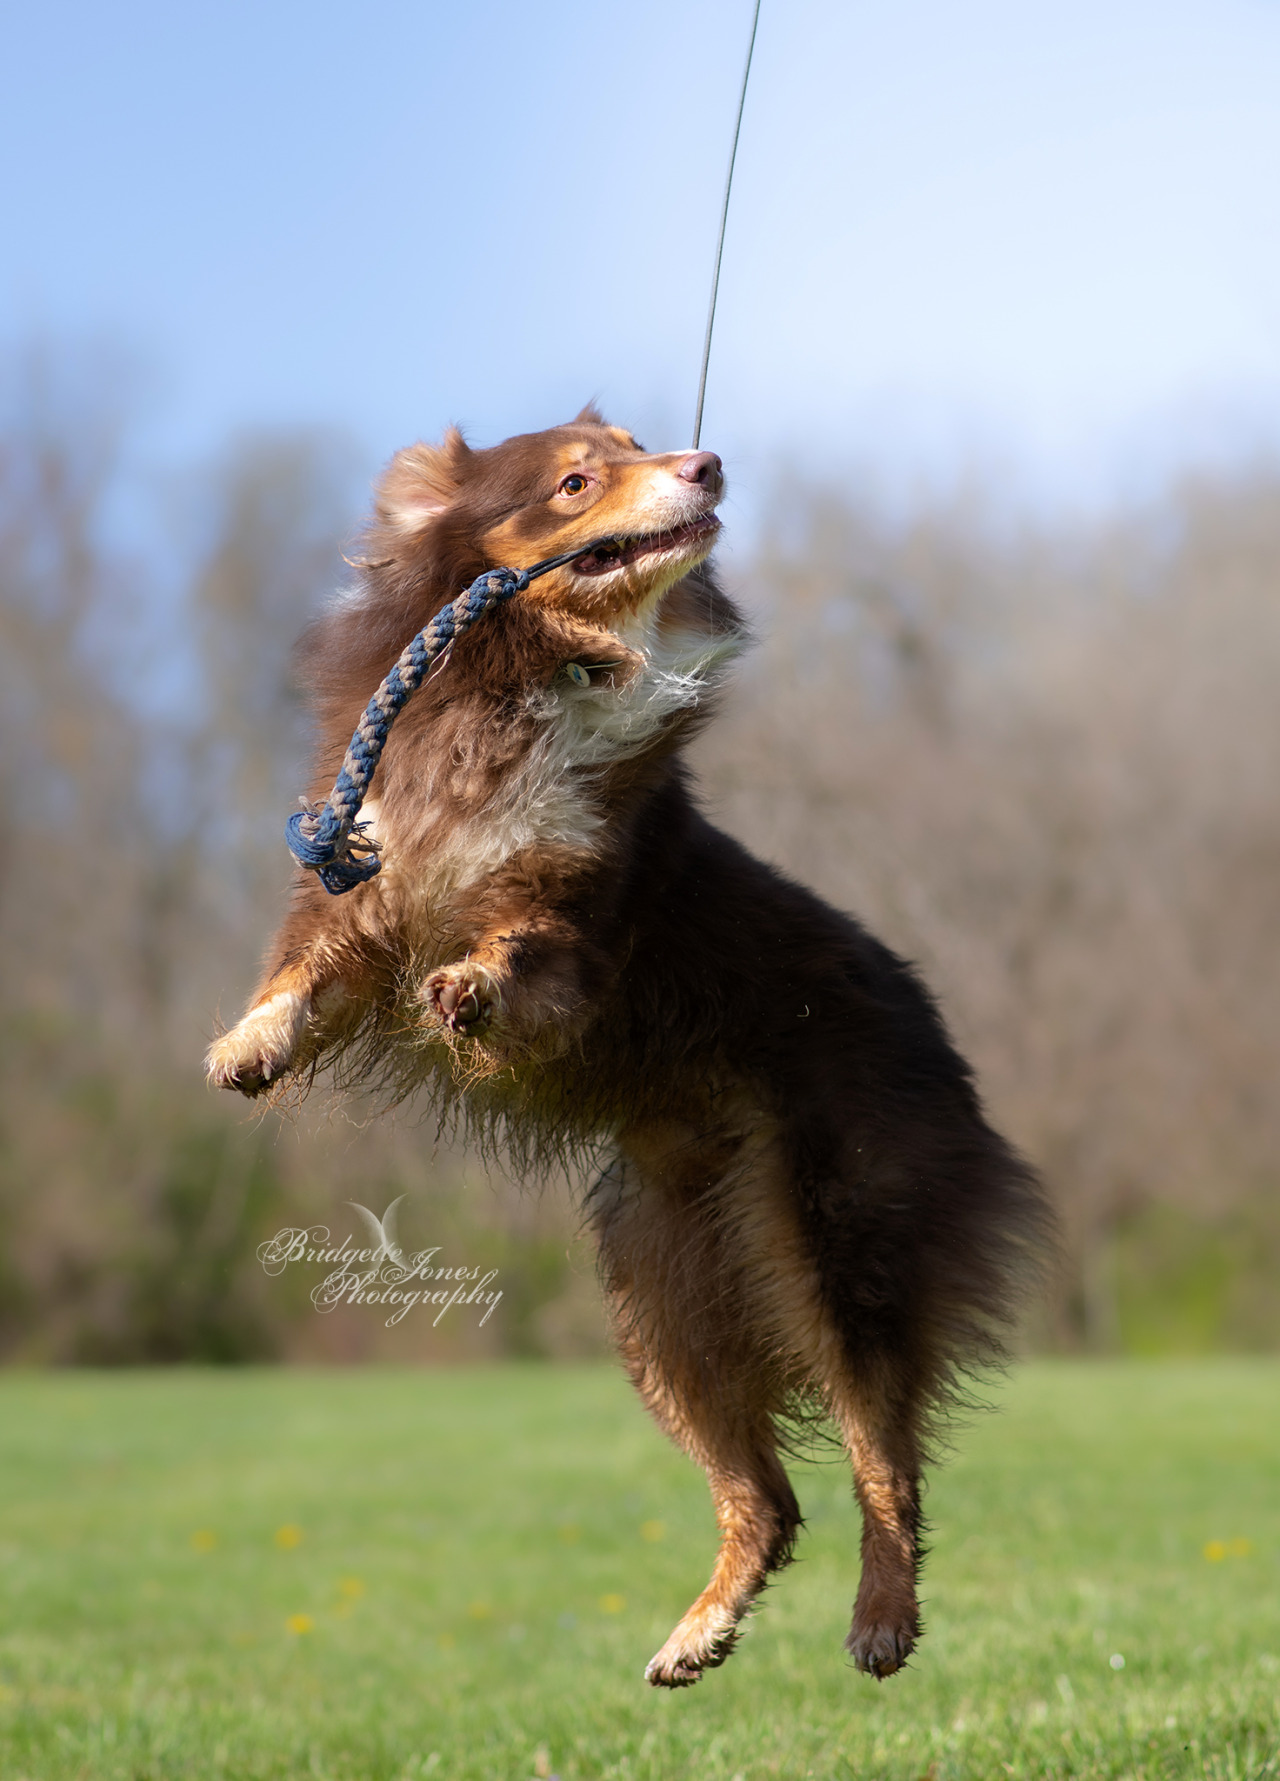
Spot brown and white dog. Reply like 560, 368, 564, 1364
207, 408, 1050, 1687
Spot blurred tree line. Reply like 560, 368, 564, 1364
1, 347, 1277, 1362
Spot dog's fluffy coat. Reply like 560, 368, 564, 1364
207, 411, 1050, 1686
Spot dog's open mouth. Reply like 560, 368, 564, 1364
571, 514, 720, 577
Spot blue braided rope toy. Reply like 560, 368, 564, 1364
285, 542, 607, 895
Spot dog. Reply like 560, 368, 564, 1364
207, 407, 1050, 1687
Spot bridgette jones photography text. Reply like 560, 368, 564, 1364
256, 1199, 503, 1329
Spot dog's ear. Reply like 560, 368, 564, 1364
572, 401, 606, 426
376, 428, 473, 531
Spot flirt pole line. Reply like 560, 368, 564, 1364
691, 0, 763, 451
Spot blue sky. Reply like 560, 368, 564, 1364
6, 0, 1280, 516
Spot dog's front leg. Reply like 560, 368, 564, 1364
419, 914, 607, 1059
206, 901, 380, 1096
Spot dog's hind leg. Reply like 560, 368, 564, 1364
627, 1333, 800, 1687
823, 1364, 926, 1678
590, 1146, 801, 1689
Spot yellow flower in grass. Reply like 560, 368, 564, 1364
190, 1529, 217, 1553
557, 1523, 580, 1544
599, 1593, 626, 1614
1205, 1536, 1253, 1560
640, 1520, 665, 1544
274, 1524, 303, 1550
286, 1613, 314, 1635
467, 1600, 492, 1620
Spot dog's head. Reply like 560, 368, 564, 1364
373, 406, 724, 622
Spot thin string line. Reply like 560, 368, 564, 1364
691, 0, 763, 450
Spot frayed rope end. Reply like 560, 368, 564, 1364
285, 801, 383, 897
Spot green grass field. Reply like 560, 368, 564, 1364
0, 1363, 1275, 1780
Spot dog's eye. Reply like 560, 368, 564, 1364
558, 473, 590, 496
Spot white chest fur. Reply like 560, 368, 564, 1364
361, 614, 741, 918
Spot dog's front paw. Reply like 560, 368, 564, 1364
419, 963, 500, 1037
206, 991, 308, 1095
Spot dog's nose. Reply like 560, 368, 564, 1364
677, 451, 723, 492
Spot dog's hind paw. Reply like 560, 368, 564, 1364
206, 991, 308, 1095
845, 1608, 918, 1679
644, 1622, 738, 1689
